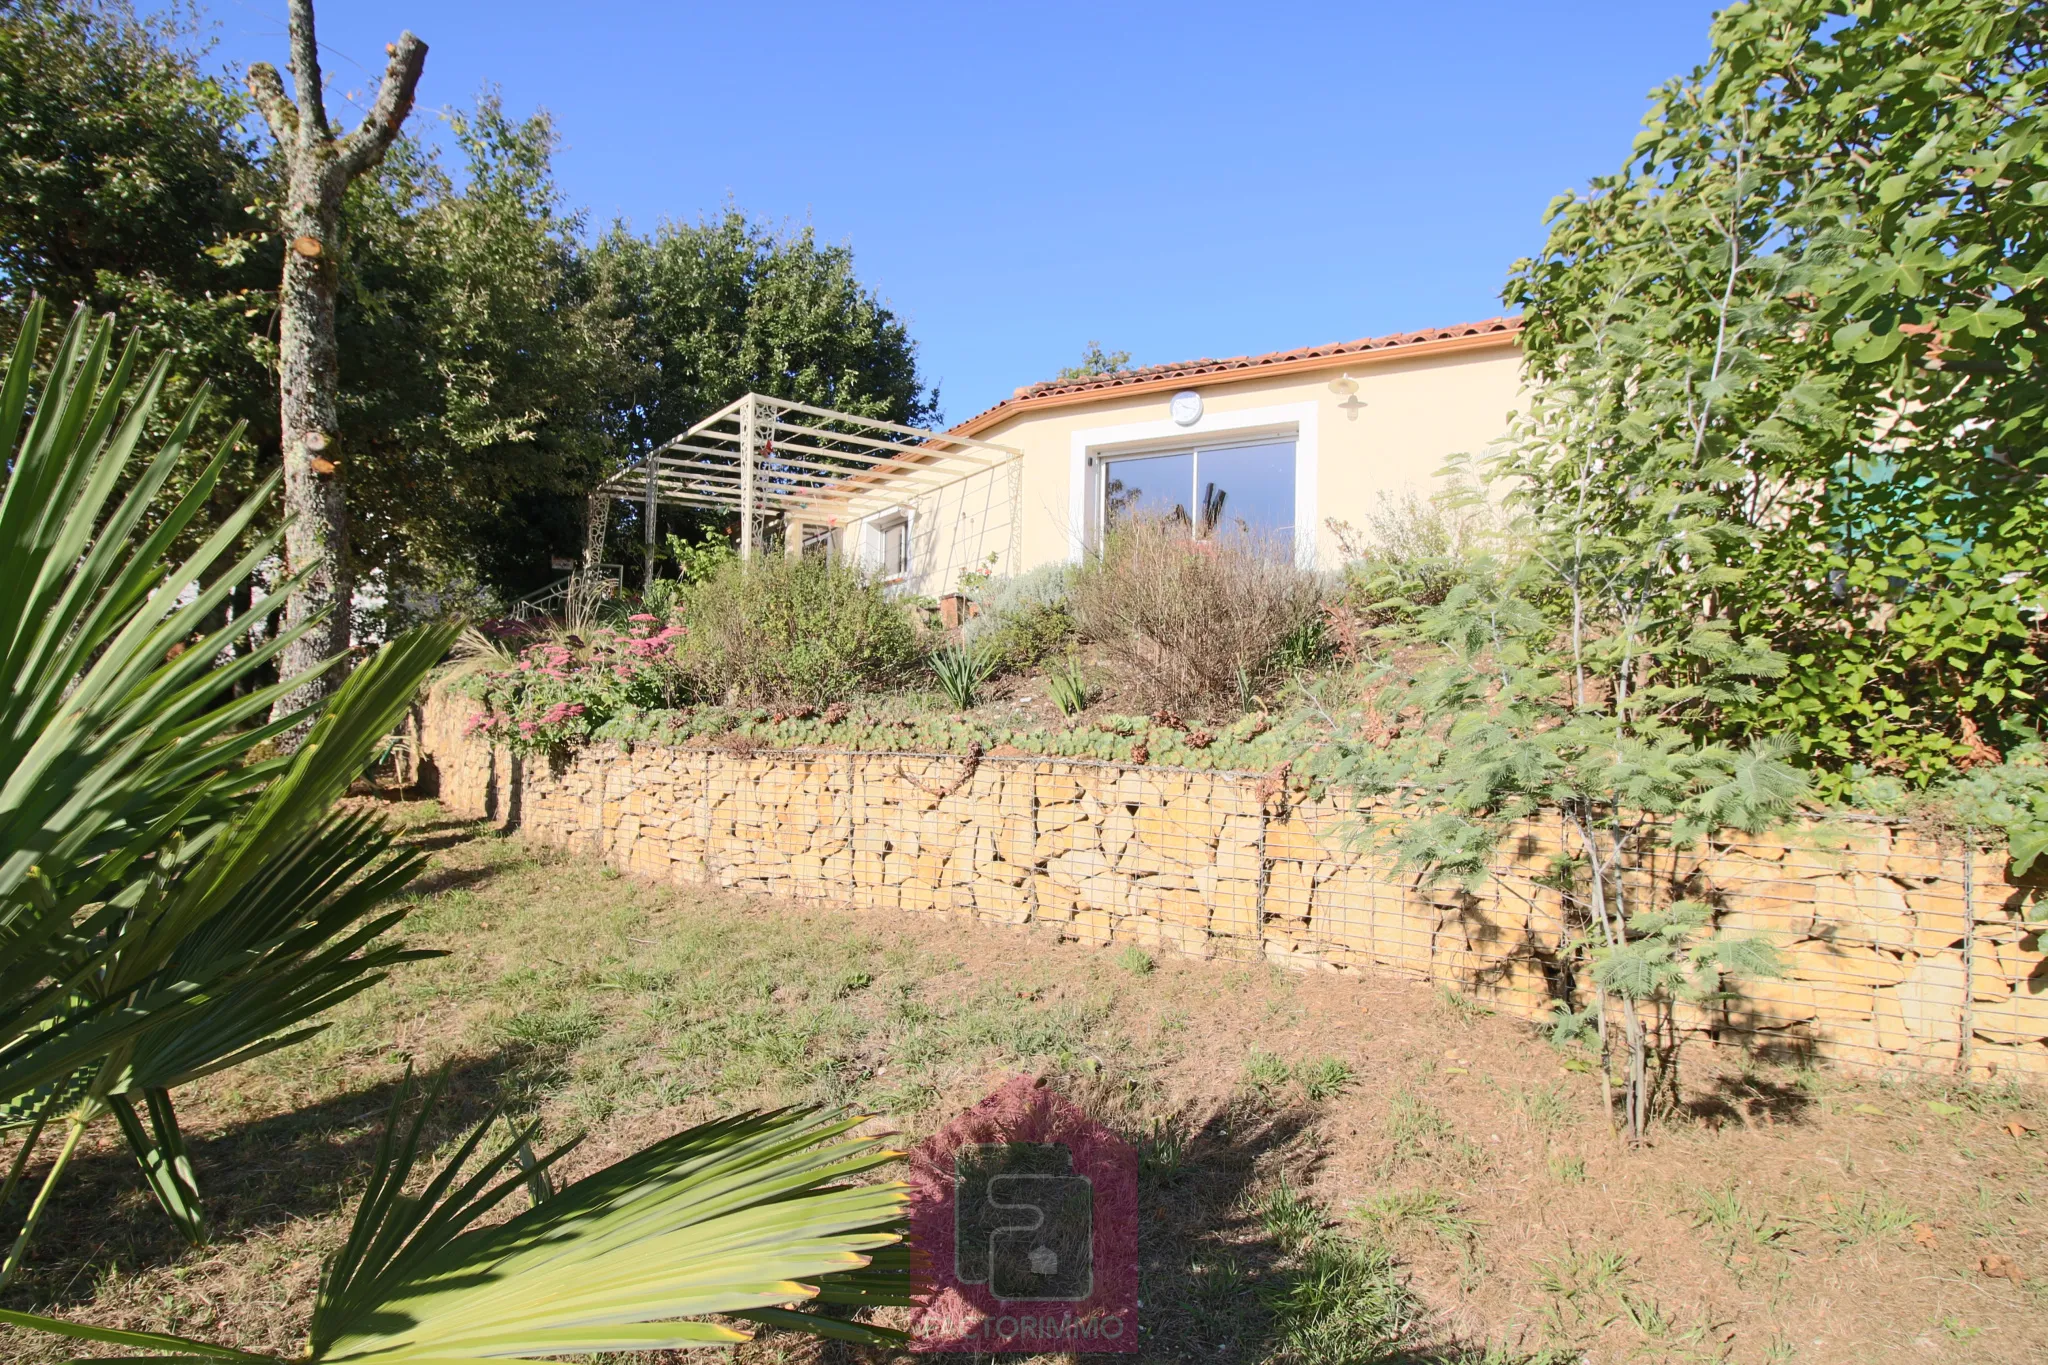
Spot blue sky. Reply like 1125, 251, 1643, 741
179, 1, 1724, 425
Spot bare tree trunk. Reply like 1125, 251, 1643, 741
248, 1, 426, 728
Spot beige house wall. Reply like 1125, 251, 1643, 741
835, 338, 1522, 595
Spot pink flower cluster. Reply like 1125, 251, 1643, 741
623, 624, 687, 659
462, 610, 691, 754
517, 701, 586, 736
518, 642, 578, 679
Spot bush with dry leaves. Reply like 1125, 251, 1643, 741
1072, 516, 1322, 714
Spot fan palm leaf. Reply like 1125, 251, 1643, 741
3, 1078, 912, 1360
0, 303, 456, 1270
0, 299, 320, 1112
1, 625, 457, 1268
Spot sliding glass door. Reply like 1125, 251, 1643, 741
1100, 439, 1296, 543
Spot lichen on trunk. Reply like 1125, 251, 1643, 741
247, 0, 426, 727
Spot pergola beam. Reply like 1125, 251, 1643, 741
587, 392, 1023, 561
770, 394, 1020, 454
763, 420, 1013, 468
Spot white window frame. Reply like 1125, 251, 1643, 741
863, 506, 915, 582
1067, 400, 1319, 567
800, 523, 840, 560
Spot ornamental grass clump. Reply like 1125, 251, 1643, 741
929, 640, 996, 711
1072, 516, 1321, 714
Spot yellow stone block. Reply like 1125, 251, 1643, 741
1046, 848, 1111, 889
1972, 987, 2048, 1045
1266, 861, 1313, 923
1211, 880, 1261, 940
1265, 819, 1326, 863
1897, 952, 1966, 1045
1070, 908, 1115, 945
1035, 773, 1084, 807
1733, 975, 1819, 1027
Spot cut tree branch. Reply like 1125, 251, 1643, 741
286, 0, 328, 143
338, 32, 429, 178
246, 62, 297, 144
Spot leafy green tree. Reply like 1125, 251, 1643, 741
1503, 0, 2048, 789
586, 212, 936, 575
0, 0, 281, 562
0, 5, 935, 614
0, 1, 270, 345
337, 96, 628, 617
1055, 340, 1132, 381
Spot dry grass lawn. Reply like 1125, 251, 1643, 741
2, 800, 2045, 1364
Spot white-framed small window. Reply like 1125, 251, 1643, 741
801, 523, 839, 560
872, 511, 912, 579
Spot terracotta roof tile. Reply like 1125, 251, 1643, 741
949, 315, 1520, 435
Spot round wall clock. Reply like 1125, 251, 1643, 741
1169, 390, 1203, 426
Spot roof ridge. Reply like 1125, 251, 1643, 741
951, 314, 1521, 435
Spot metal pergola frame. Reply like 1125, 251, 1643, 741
588, 393, 1022, 585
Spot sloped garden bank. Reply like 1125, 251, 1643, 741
417, 686, 2048, 1082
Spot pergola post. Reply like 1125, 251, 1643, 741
583, 492, 609, 572
642, 454, 659, 590
737, 397, 758, 560
784, 513, 805, 559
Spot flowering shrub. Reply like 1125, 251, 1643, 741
461, 615, 690, 753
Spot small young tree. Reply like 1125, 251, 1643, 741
1055, 341, 1132, 381
1330, 568, 1806, 1142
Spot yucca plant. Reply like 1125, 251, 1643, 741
1, 1075, 911, 1360
0, 303, 455, 1277
929, 640, 996, 711
1046, 656, 1091, 717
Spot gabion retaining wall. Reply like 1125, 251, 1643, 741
418, 688, 2047, 1081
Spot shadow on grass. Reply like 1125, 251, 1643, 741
1124, 1089, 1479, 1363
1130, 1092, 1327, 1362
398, 816, 497, 857
0, 1044, 570, 1315
406, 860, 508, 898
1680, 1071, 1818, 1130
753, 1089, 1497, 1365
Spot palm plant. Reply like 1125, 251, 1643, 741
0, 303, 456, 1276
2, 1076, 911, 1360
929, 640, 996, 711
0, 307, 911, 1355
